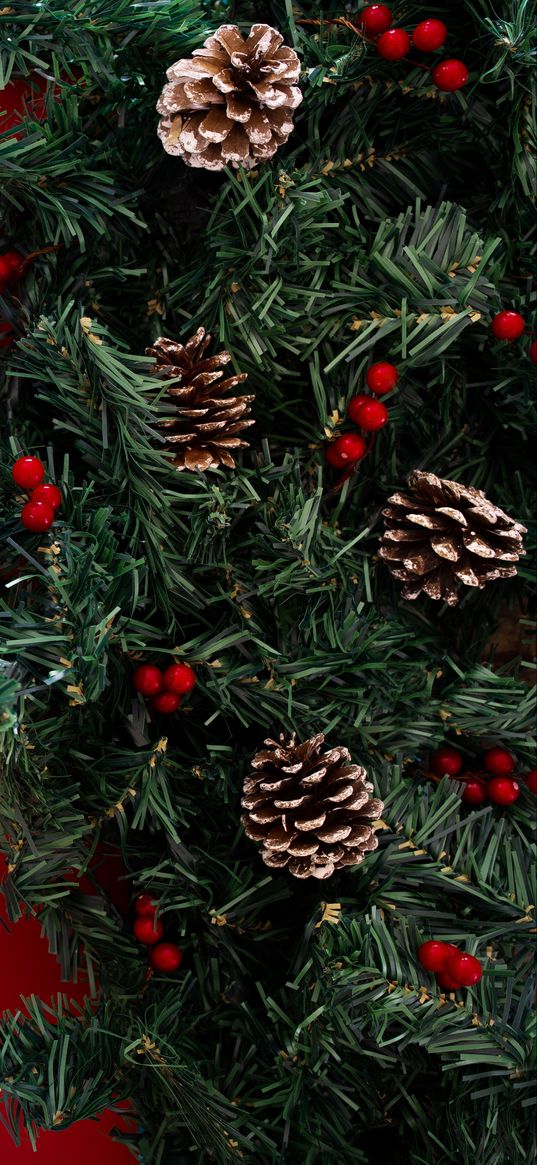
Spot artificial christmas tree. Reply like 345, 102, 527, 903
1, 2, 535, 1164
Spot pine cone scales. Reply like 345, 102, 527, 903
147, 329, 254, 471
241, 734, 384, 880
379, 470, 526, 606
157, 24, 302, 170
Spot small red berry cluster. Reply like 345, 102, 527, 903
418, 940, 482, 992
491, 309, 536, 364
326, 360, 397, 470
358, 5, 468, 92
11, 455, 62, 531
133, 660, 196, 715
133, 894, 182, 973
430, 743, 534, 807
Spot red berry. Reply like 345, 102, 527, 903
135, 894, 158, 917
432, 59, 469, 92
20, 499, 55, 532
162, 662, 196, 695
12, 455, 45, 489
430, 745, 463, 777
445, 951, 482, 987
358, 4, 393, 36
133, 916, 164, 945
347, 397, 388, 431
365, 361, 398, 395
0, 251, 23, 284
435, 970, 461, 991
377, 28, 411, 61
133, 664, 164, 697
487, 777, 520, 806
526, 770, 537, 794
151, 691, 181, 715
418, 940, 451, 972
412, 19, 447, 52
461, 777, 488, 807
530, 341, 537, 365
483, 746, 516, 775
326, 433, 367, 468
150, 942, 183, 973
491, 311, 525, 342
30, 482, 62, 510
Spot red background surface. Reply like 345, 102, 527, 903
0, 855, 137, 1162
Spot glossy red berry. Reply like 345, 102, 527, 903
461, 777, 487, 807
430, 745, 463, 777
12, 455, 45, 489
132, 664, 164, 697
365, 361, 398, 395
377, 28, 411, 61
445, 950, 482, 987
135, 894, 158, 917
133, 916, 164, 945
483, 746, 515, 775
326, 433, 367, 468
526, 770, 537, 794
150, 942, 183, 973
347, 396, 389, 431
0, 251, 23, 284
418, 940, 451, 972
412, 19, 447, 52
151, 691, 181, 715
530, 340, 537, 365
358, 4, 393, 36
435, 970, 461, 991
487, 777, 520, 806
30, 482, 62, 510
432, 59, 469, 92
20, 499, 55, 532
491, 311, 525, 342
162, 662, 196, 695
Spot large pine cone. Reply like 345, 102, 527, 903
156, 23, 302, 171
146, 329, 254, 472
379, 470, 526, 606
241, 733, 384, 880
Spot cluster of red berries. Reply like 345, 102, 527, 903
491, 309, 536, 364
418, 940, 482, 991
430, 743, 535, 808
11, 455, 62, 531
133, 660, 196, 715
357, 6, 468, 92
133, 894, 182, 973
326, 360, 398, 469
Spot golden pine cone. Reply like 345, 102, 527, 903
379, 470, 527, 606
156, 23, 302, 170
146, 328, 254, 472
241, 733, 384, 880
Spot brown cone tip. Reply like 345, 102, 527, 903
147, 328, 254, 472
157, 24, 303, 171
379, 470, 527, 606
241, 733, 383, 880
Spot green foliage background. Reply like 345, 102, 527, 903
1, 1, 535, 1162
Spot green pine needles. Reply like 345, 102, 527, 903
1, 1, 536, 1163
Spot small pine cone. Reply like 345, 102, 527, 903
379, 470, 527, 606
241, 733, 384, 880
156, 23, 302, 171
146, 328, 254, 472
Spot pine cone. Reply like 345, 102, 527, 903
241, 733, 384, 880
379, 470, 527, 606
156, 23, 302, 171
146, 329, 254, 471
